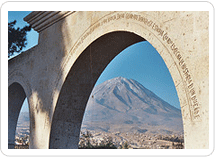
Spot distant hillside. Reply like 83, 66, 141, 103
82, 77, 183, 135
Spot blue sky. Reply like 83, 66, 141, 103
8, 11, 180, 113
95, 41, 180, 109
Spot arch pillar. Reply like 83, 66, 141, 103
27, 90, 53, 149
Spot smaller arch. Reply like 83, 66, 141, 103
8, 82, 27, 149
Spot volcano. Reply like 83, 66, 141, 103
81, 77, 183, 135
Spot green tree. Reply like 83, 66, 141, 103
8, 20, 31, 57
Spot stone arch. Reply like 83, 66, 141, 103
8, 70, 32, 149
48, 12, 204, 149
8, 82, 27, 149
49, 31, 185, 149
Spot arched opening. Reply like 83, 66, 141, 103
8, 82, 29, 149
49, 31, 183, 149
80, 41, 184, 149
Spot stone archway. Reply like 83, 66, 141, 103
8, 68, 34, 149
47, 12, 208, 149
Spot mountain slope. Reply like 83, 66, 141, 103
82, 77, 183, 135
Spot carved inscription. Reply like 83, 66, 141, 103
73, 13, 154, 52
151, 22, 201, 121
71, 12, 201, 121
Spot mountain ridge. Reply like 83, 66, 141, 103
82, 77, 183, 135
